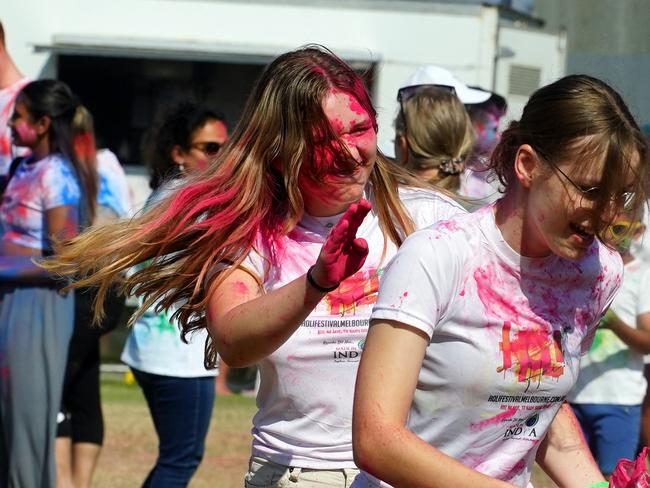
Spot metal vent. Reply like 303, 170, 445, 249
508, 65, 541, 97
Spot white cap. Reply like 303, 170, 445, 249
404, 65, 491, 105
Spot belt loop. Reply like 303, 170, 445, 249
289, 467, 301, 482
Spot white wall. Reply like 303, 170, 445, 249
3, 0, 499, 152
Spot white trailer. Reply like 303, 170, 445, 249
3, 0, 565, 205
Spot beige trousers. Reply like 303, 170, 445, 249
244, 456, 360, 488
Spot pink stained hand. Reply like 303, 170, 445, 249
311, 199, 371, 289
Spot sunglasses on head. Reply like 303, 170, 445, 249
397, 84, 456, 103
191, 141, 222, 156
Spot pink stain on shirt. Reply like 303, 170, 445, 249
469, 406, 518, 432
324, 269, 379, 316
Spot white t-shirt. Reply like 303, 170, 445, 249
358, 205, 622, 488
569, 258, 650, 405
96, 149, 132, 219
0, 77, 30, 175
243, 186, 465, 469
0, 154, 81, 251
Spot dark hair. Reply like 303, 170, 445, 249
490, 74, 649, 239
19, 80, 97, 224
0, 21, 5, 47
145, 101, 226, 190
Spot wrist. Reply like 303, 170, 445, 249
306, 265, 339, 293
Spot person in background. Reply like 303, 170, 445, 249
55, 105, 131, 488
393, 84, 474, 193
43, 46, 466, 488
0, 80, 97, 488
0, 21, 29, 179
352, 74, 648, 488
119, 100, 228, 487
569, 206, 650, 477
459, 90, 508, 203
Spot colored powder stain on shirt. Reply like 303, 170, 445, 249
154, 313, 177, 334
498, 321, 564, 383
324, 269, 379, 316
469, 406, 518, 432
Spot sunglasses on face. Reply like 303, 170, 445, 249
397, 84, 456, 103
191, 141, 222, 156
606, 220, 643, 238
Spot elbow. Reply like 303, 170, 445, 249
352, 417, 387, 476
207, 323, 255, 369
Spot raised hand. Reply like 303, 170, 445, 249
309, 199, 371, 291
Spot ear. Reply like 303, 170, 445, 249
35, 115, 51, 136
513, 144, 538, 189
170, 145, 186, 166
395, 134, 409, 165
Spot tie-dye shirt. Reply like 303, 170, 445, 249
96, 149, 132, 219
569, 258, 650, 406
0, 154, 80, 251
363, 204, 622, 488
0, 77, 30, 175
241, 186, 465, 469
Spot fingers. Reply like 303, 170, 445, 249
348, 199, 371, 236
348, 238, 369, 271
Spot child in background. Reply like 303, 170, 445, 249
569, 207, 650, 476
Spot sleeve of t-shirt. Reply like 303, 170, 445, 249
401, 187, 467, 231
40, 158, 81, 210
636, 266, 650, 317
371, 226, 463, 339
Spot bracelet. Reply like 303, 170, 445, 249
306, 266, 339, 293
585, 482, 608, 488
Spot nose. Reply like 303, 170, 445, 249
342, 136, 361, 164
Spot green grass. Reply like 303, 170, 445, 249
96, 375, 558, 487
95, 375, 257, 487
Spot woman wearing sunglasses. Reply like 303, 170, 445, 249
119, 100, 228, 486
352, 74, 649, 488
568, 207, 650, 477
394, 84, 474, 194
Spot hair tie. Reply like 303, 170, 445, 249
439, 155, 467, 175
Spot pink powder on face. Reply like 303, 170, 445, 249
348, 96, 367, 116
14, 121, 36, 146
469, 406, 518, 432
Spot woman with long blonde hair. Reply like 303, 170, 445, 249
45, 45, 465, 487
394, 85, 474, 193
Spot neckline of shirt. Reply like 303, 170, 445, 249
480, 203, 559, 269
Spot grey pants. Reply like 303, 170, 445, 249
0, 284, 74, 488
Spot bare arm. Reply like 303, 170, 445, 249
535, 403, 605, 487
207, 200, 371, 367
602, 309, 650, 355
0, 205, 79, 281
353, 320, 515, 488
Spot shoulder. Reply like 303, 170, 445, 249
397, 185, 467, 228
97, 149, 125, 174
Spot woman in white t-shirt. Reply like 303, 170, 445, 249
43, 45, 465, 487
352, 75, 649, 488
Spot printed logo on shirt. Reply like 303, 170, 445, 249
323, 268, 380, 316
498, 321, 565, 387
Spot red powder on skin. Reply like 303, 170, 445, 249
232, 280, 249, 296
14, 121, 36, 145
